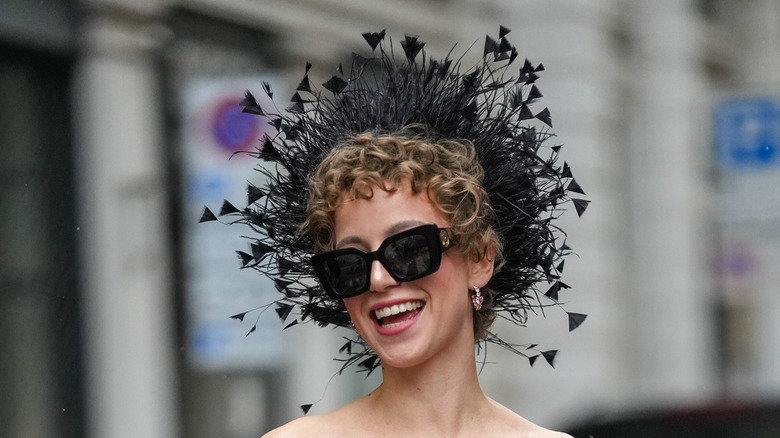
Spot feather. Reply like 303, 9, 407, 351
521, 58, 535, 75
236, 251, 253, 267
239, 91, 264, 116
484, 35, 498, 57
542, 350, 558, 367
322, 76, 348, 95
535, 107, 553, 127
361, 29, 386, 51
250, 242, 274, 260
273, 278, 292, 292
545, 282, 560, 301
358, 356, 378, 371
275, 303, 294, 322
528, 85, 543, 101
219, 200, 240, 216
498, 37, 513, 53
567, 178, 586, 195
286, 92, 306, 114
247, 185, 265, 205
230, 312, 247, 322
245, 324, 256, 337
568, 312, 587, 331
296, 75, 311, 92
562, 161, 572, 178
199, 206, 217, 223
260, 136, 282, 162
400, 35, 425, 62
573, 198, 590, 217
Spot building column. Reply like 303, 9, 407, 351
72, 2, 178, 437
628, 0, 717, 404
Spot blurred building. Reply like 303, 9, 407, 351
1, 0, 780, 437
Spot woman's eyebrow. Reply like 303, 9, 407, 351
385, 220, 425, 236
334, 235, 363, 249
334, 220, 426, 249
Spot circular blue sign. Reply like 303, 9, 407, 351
211, 98, 259, 153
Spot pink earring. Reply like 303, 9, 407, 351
471, 286, 483, 311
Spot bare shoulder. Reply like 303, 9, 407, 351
506, 415, 573, 437
261, 415, 319, 438
529, 427, 573, 437
488, 398, 572, 437
507, 414, 573, 437
262, 412, 351, 438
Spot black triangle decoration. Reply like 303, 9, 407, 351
239, 91, 264, 116
562, 162, 572, 178
322, 76, 348, 95
230, 312, 247, 322
199, 207, 217, 223
567, 178, 586, 195
236, 251, 254, 267
247, 185, 265, 205
542, 350, 558, 367
545, 282, 560, 301
361, 29, 386, 51
573, 198, 590, 217
275, 303, 294, 322
535, 107, 552, 127
568, 312, 588, 331
219, 200, 240, 216
245, 324, 257, 337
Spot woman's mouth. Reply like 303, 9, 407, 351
373, 300, 424, 328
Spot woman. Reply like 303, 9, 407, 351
206, 27, 588, 437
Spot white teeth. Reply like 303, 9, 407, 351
374, 301, 422, 320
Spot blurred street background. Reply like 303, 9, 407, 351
2, 0, 780, 437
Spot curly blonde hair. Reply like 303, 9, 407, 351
302, 130, 503, 339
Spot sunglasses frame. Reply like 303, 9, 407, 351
312, 223, 452, 299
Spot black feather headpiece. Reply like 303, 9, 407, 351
203, 27, 589, 374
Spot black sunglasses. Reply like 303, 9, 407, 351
312, 223, 453, 298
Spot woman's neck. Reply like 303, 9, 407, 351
364, 340, 491, 436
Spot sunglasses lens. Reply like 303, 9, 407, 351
321, 253, 367, 297
383, 234, 433, 280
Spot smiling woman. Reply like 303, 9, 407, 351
306, 135, 499, 341
204, 27, 588, 437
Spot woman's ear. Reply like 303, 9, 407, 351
468, 245, 495, 288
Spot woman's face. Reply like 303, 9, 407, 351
333, 181, 481, 369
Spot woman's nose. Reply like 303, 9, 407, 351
369, 259, 400, 293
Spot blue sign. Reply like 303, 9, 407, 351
715, 97, 779, 170
210, 97, 259, 153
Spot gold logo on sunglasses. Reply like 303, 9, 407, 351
440, 229, 451, 248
